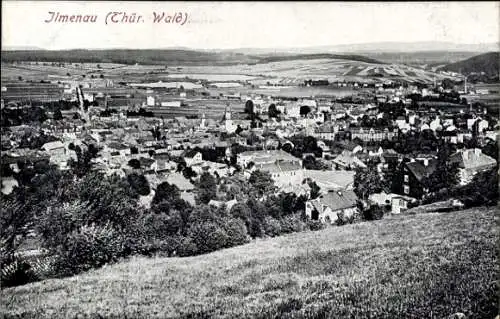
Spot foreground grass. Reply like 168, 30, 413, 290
1, 207, 498, 319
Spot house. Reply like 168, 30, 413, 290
237, 150, 300, 168
303, 170, 355, 191
449, 148, 497, 185
105, 142, 131, 157
165, 172, 196, 205
208, 199, 238, 212
369, 192, 416, 214
251, 160, 304, 188
313, 124, 338, 140
41, 141, 66, 156
340, 141, 363, 154
332, 151, 367, 170
401, 158, 438, 199
1, 177, 19, 195
305, 190, 358, 224
350, 127, 398, 142
41, 141, 77, 169
183, 149, 203, 167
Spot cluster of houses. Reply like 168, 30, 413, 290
1, 80, 498, 226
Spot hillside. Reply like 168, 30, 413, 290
438, 52, 500, 77
0, 49, 382, 66
256, 53, 383, 65
1, 207, 497, 319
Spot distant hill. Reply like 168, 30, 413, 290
0, 49, 258, 66
0, 49, 382, 66
256, 53, 383, 64
438, 52, 500, 77
221, 42, 499, 55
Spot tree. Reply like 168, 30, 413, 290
244, 100, 254, 114
0, 198, 32, 264
457, 167, 498, 206
363, 204, 385, 221
235, 125, 243, 135
353, 165, 384, 200
130, 146, 139, 154
249, 170, 275, 197
310, 181, 321, 200
268, 104, 280, 118
282, 143, 293, 153
128, 159, 141, 169
53, 109, 63, 120
183, 166, 197, 179
300, 105, 311, 116
482, 140, 498, 161
423, 142, 459, 193
196, 172, 217, 204
127, 173, 150, 196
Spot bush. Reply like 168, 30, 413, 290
280, 214, 307, 234
263, 216, 282, 237
176, 236, 198, 257
336, 210, 356, 226
52, 223, 124, 276
0, 258, 38, 288
307, 220, 325, 231
187, 221, 229, 255
221, 218, 250, 247
363, 204, 384, 221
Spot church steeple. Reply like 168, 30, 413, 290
224, 103, 232, 121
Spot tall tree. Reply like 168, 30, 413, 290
244, 100, 254, 114
424, 142, 459, 193
196, 172, 217, 204
268, 103, 280, 118
300, 105, 311, 116
249, 170, 276, 197
353, 164, 384, 200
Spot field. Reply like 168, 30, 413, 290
1, 207, 498, 319
2, 56, 462, 86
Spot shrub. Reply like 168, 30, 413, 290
280, 214, 307, 234
187, 221, 229, 255
176, 236, 198, 257
127, 173, 151, 196
336, 210, 356, 226
263, 216, 282, 237
221, 218, 250, 247
363, 204, 384, 221
52, 223, 124, 276
307, 219, 325, 231
0, 258, 38, 288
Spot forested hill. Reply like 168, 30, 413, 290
0, 49, 382, 66
438, 52, 499, 77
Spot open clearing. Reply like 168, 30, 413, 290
1, 207, 498, 319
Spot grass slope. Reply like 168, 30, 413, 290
1, 207, 498, 319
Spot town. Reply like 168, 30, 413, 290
2, 60, 497, 217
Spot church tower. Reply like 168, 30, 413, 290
224, 103, 232, 121
201, 112, 206, 129
224, 103, 234, 133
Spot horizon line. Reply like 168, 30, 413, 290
3, 40, 499, 52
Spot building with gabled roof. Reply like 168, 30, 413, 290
305, 189, 358, 224
449, 148, 497, 185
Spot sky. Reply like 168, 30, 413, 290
2, 1, 499, 50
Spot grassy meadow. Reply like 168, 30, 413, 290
1, 207, 498, 318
